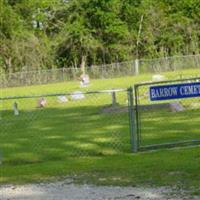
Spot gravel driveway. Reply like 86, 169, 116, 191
0, 180, 198, 200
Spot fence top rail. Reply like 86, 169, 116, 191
0, 88, 127, 101
0, 54, 200, 77
134, 77, 200, 88
139, 54, 200, 62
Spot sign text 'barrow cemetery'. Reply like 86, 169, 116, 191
150, 82, 200, 101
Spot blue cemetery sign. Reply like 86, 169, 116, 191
150, 82, 200, 101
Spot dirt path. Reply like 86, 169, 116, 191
0, 180, 198, 200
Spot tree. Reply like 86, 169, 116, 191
0, 1, 53, 73
56, 15, 100, 72
1, 0, 200, 74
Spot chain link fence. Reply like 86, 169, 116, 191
139, 54, 200, 73
133, 78, 200, 151
1, 54, 200, 88
0, 89, 132, 166
1, 81, 200, 168
0, 61, 136, 88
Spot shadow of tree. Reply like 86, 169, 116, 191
138, 108, 200, 148
0, 105, 130, 166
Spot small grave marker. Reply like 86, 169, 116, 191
71, 91, 85, 100
80, 74, 90, 87
57, 96, 68, 103
38, 97, 47, 107
13, 102, 19, 115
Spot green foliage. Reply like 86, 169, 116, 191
0, 2, 24, 38
0, 0, 200, 72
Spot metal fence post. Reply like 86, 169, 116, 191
62, 68, 65, 81
111, 91, 117, 106
128, 87, 138, 152
135, 59, 139, 75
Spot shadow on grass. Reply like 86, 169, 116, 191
0, 105, 200, 192
138, 108, 200, 148
0, 105, 131, 166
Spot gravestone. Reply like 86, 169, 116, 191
80, 74, 90, 87
57, 95, 68, 103
169, 102, 184, 112
71, 91, 85, 100
38, 97, 47, 107
13, 102, 19, 115
152, 74, 166, 82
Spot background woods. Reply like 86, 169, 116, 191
0, 0, 200, 74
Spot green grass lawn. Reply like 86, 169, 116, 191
2, 68, 200, 97
140, 108, 200, 146
0, 68, 200, 196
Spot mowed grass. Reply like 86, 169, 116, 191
2, 68, 200, 97
0, 68, 200, 195
140, 108, 200, 146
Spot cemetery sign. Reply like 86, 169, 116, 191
150, 82, 200, 101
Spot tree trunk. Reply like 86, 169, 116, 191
5, 57, 12, 74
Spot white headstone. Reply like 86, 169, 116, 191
57, 95, 68, 103
152, 74, 166, 82
71, 91, 85, 100
38, 97, 47, 107
80, 74, 90, 87
169, 102, 184, 112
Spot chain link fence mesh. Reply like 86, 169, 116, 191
1, 54, 200, 88
139, 54, 200, 73
0, 89, 132, 167
134, 78, 200, 150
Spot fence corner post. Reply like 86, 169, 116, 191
128, 87, 138, 153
